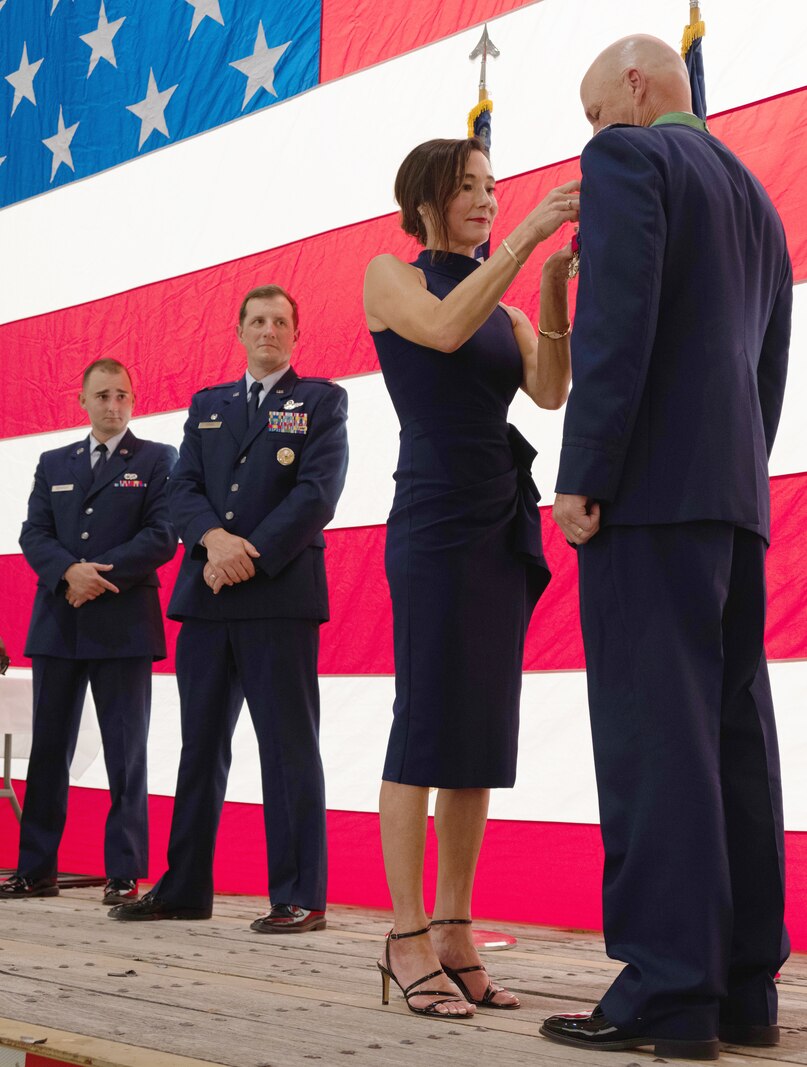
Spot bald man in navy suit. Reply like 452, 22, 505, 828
110, 284, 348, 933
0, 358, 178, 905
541, 36, 791, 1061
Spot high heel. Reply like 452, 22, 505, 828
431, 918, 520, 1010
377, 926, 472, 1018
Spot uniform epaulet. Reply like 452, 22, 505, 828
298, 376, 337, 386
198, 380, 240, 392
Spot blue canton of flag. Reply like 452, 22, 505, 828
0, 0, 321, 208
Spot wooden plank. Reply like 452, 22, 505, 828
0, 1018, 234, 1067
0, 892, 804, 1067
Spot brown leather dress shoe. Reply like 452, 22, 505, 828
0, 875, 59, 898
250, 903, 327, 934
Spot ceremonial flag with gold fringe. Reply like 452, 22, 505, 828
682, 1, 707, 120
467, 92, 492, 150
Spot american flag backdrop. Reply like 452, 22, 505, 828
1, 0, 806, 946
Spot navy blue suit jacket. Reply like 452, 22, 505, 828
20, 428, 179, 660
167, 366, 348, 622
556, 121, 791, 540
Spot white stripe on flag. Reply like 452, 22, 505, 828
8, 660, 807, 829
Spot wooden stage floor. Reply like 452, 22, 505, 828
0, 890, 804, 1067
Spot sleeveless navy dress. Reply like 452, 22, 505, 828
371, 250, 551, 788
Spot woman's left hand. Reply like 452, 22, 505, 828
543, 240, 576, 282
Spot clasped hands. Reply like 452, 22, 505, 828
202, 528, 260, 595
552, 494, 601, 546
64, 561, 119, 608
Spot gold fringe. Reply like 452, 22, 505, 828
681, 19, 706, 59
467, 98, 493, 138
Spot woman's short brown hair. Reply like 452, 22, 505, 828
394, 137, 490, 250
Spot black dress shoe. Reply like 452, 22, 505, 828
719, 1022, 780, 1046
250, 903, 326, 934
540, 1006, 719, 1060
107, 891, 211, 921
0, 875, 59, 899
102, 878, 139, 905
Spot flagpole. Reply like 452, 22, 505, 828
467, 25, 499, 146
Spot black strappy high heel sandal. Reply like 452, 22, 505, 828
430, 918, 520, 1009
377, 925, 473, 1018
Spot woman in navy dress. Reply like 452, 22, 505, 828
364, 138, 579, 1017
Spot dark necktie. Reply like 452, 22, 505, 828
248, 380, 263, 425
92, 442, 108, 482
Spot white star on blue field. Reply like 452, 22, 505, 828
0, 0, 320, 206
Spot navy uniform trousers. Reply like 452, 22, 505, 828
152, 616, 326, 913
578, 521, 788, 1040
19, 656, 151, 881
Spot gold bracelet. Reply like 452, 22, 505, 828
501, 238, 525, 270
537, 322, 571, 339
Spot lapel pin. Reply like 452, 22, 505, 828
76, 447, 85, 455
120, 448, 129, 456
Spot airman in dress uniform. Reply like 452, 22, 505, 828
110, 284, 348, 932
0, 358, 178, 905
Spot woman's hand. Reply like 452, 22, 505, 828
543, 240, 576, 282
527, 180, 580, 243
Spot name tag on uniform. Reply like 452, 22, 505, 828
199, 421, 223, 429
52, 484, 74, 492
267, 411, 308, 435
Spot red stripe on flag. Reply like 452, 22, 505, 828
320, 0, 534, 81
4, 472, 807, 671
2, 89, 806, 439
1, 780, 806, 948
714, 88, 807, 277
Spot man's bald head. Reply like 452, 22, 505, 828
581, 35, 692, 135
